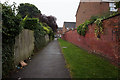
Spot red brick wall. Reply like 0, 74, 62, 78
62, 15, 120, 64
76, 2, 109, 27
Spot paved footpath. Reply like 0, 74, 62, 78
10, 39, 70, 78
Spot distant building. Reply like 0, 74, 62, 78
76, 1, 118, 27
63, 22, 76, 33
57, 27, 63, 38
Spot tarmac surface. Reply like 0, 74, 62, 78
10, 39, 70, 78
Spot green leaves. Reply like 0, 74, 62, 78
94, 18, 104, 38
2, 2, 54, 77
77, 20, 89, 36
2, 2, 23, 77
18, 3, 41, 18
2, 3, 23, 37
77, 17, 103, 37
77, 12, 119, 37
23, 18, 39, 30
94, 18, 103, 29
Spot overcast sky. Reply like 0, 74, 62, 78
1, 0, 80, 27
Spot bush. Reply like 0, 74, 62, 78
2, 2, 55, 77
2, 3, 23, 77
2, 4, 22, 37
22, 17, 53, 51
22, 17, 39, 30
40, 22, 54, 40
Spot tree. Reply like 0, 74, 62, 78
17, 3, 41, 18
17, 3, 58, 32
47, 15, 58, 32
39, 14, 58, 32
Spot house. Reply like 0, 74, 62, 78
57, 27, 63, 38
76, 1, 118, 27
63, 22, 76, 33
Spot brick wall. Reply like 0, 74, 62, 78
76, 2, 109, 27
62, 15, 120, 64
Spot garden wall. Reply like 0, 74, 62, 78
14, 29, 50, 65
62, 15, 120, 64
14, 29, 34, 65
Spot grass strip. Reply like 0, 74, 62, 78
58, 38, 119, 78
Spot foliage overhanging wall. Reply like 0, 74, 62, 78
62, 15, 120, 65
2, 3, 54, 77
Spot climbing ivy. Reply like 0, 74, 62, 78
77, 12, 119, 37
94, 12, 119, 38
77, 20, 91, 36
94, 18, 103, 38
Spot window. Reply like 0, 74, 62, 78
109, 2, 118, 12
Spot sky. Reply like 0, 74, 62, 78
1, 0, 80, 27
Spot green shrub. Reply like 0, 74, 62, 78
2, 3, 23, 77
43, 26, 50, 34
22, 17, 53, 51
2, 2, 55, 77
23, 17, 39, 30
34, 26, 47, 51
40, 22, 54, 40
2, 4, 23, 37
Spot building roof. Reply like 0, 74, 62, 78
64, 22, 76, 28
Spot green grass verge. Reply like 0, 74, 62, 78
58, 38, 119, 78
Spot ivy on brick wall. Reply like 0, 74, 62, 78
77, 20, 90, 36
94, 18, 103, 38
77, 12, 120, 38
94, 12, 119, 38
